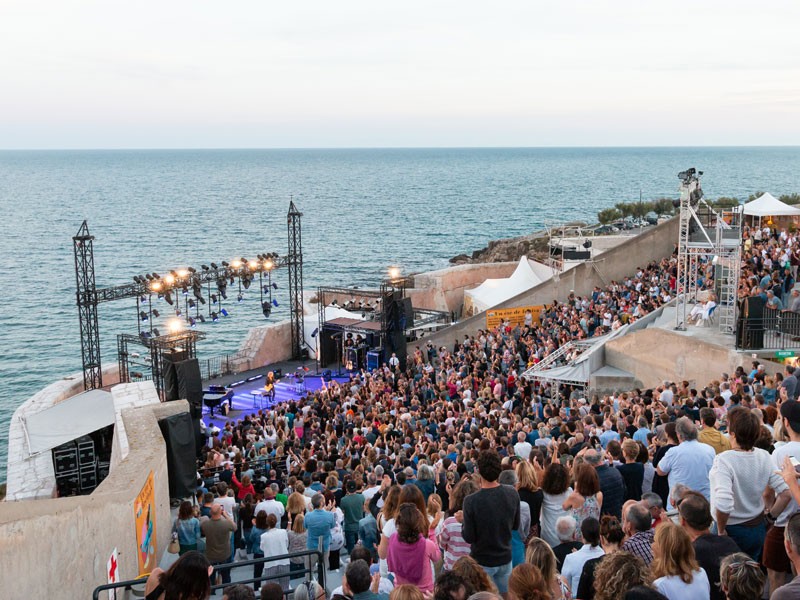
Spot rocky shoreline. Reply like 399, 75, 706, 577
449, 222, 589, 265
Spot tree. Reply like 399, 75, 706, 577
614, 202, 632, 218
653, 198, 676, 215
780, 193, 800, 205
746, 191, 766, 203
597, 208, 622, 224
711, 196, 740, 209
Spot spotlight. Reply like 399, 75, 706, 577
181, 285, 188, 296
145, 274, 153, 281
188, 299, 195, 308
220, 289, 227, 300
264, 259, 274, 270
198, 314, 206, 323
248, 260, 259, 270
139, 331, 151, 340
331, 299, 338, 306
221, 261, 229, 267
237, 293, 244, 303
388, 266, 401, 280
271, 282, 278, 290
150, 281, 162, 292
152, 309, 160, 318
201, 265, 209, 271
133, 275, 141, 284
198, 296, 206, 305
220, 308, 229, 317
263, 285, 270, 293
361, 311, 366, 318
140, 295, 148, 303
175, 308, 181, 316
164, 274, 175, 285
211, 294, 218, 303
583, 240, 592, 249
151, 273, 160, 279
243, 277, 251, 290
152, 328, 161, 337
188, 317, 196, 327
272, 299, 279, 307
187, 267, 196, 273
177, 268, 189, 277
210, 262, 218, 269
139, 311, 149, 321
311, 328, 319, 338
167, 318, 182, 333
211, 312, 219, 322
164, 291, 174, 305
262, 301, 272, 317
231, 259, 242, 268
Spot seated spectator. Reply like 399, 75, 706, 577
717, 553, 764, 600
434, 571, 474, 600
650, 522, 710, 600
451, 557, 499, 596
344, 559, 390, 600
561, 517, 603, 594
592, 551, 651, 600
524, 537, 570, 600
770, 513, 800, 600
144, 551, 212, 600
389, 586, 425, 600
677, 491, 739, 600
507, 563, 550, 600
576, 515, 625, 600
222, 585, 256, 600
621, 502, 654, 565
550, 517, 581, 569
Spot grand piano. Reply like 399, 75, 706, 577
203, 385, 233, 416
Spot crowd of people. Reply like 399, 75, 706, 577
147, 229, 800, 600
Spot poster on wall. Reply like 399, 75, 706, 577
107, 548, 119, 600
486, 305, 542, 330
134, 471, 157, 576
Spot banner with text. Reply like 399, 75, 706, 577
486, 305, 543, 330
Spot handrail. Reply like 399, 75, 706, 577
92, 549, 325, 600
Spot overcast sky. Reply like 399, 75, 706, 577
1, 0, 798, 149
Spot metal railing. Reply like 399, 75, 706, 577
92, 549, 325, 600
736, 307, 800, 350
199, 352, 249, 380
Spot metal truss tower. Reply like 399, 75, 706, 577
287, 200, 305, 359
674, 168, 741, 331
73, 221, 103, 389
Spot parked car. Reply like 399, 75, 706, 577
644, 211, 659, 225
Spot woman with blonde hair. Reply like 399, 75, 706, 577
286, 491, 307, 519
286, 512, 308, 578
451, 556, 499, 595
389, 584, 426, 600
524, 538, 569, 600
651, 522, 710, 599
718, 552, 766, 600
516, 460, 543, 538
507, 563, 551, 600
592, 551, 651, 600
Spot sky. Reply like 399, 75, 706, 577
0, 0, 799, 149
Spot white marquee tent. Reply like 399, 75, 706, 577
742, 192, 800, 217
464, 256, 559, 314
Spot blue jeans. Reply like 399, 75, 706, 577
480, 561, 512, 594
345, 530, 359, 554
211, 560, 232, 585
727, 520, 767, 562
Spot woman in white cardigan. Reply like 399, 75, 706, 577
709, 406, 791, 561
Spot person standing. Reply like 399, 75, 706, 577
584, 449, 624, 519
772, 513, 800, 600
655, 417, 715, 509
341, 480, 365, 555
304, 493, 336, 576
202, 504, 237, 585
461, 449, 520, 595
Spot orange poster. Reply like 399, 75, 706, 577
486, 305, 542, 330
134, 471, 157, 576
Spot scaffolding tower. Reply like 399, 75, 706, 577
674, 168, 742, 332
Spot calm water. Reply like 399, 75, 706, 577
1, 147, 799, 480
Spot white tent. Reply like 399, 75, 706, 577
464, 256, 557, 314
742, 193, 800, 217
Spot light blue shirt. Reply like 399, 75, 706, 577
658, 439, 716, 509
633, 427, 651, 444
599, 429, 620, 449
304, 508, 335, 551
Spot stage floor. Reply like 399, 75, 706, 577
201, 360, 350, 430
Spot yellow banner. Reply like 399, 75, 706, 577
486, 305, 542, 330
134, 471, 157, 576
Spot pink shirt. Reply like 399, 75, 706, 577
387, 536, 441, 593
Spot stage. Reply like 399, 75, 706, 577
200, 360, 351, 431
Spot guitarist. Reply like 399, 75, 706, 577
263, 371, 276, 402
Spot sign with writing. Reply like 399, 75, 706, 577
107, 548, 119, 600
486, 305, 543, 330
134, 471, 157, 576
776, 350, 796, 358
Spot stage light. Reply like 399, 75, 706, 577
220, 289, 227, 300
211, 262, 218, 269
211, 294, 218, 303
272, 299, 279, 307
243, 277, 251, 290
231, 259, 242, 268
177, 268, 189, 278
152, 272, 160, 279
140, 331, 151, 339
271, 282, 278, 289
262, 301, 272, 317
181, 285, 188, 296
237, 293, 244, 303
221, 261, 229, 267
198, 314, 206, 323
362, 311, 366, 318
152, 328, 161, 337
187, 267, 196, 274
167, 319, 182, 333
198, 296, 206, 305
133, 275, 141, 284
248, 260, 259, 270
175, 308, 181, 316
220, 308, 229, 317
264, 259, 274, 270
331, 299, 338, 306
145, 273, 153, 281
150, 281, 162, 292
139, 311, 148, 321
188, 299, 195, 308
311, 328, 319, 337
211, 312, 219, 322
388, 266, 401, 280
188, 317, 196, 327
202, 264, 209, 271
164, 291, 174, 305
583, 240, 592, 249
140, 295, 147, 303
263, 285, 270, 293
152, 309, 160, 318
165, 274, 175, 285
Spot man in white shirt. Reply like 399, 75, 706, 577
656, 417, 715, 509
513, 431, 532, 460
362, 473, 381, 502
213, 482, 237, 516
562, 517, 604, 593
254, 486, 286, 521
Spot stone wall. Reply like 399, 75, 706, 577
421, 217, 680, 347
0, 395, 187, 599
407, 261, 518, 313
231, 319, 294, 372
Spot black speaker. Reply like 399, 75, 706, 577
396, 297, 414, 330
319, 326, 339, 367
163, 359, 179, 401
158, 412, 198, 499
175, 358, 204, 418
322, 370, 332, 382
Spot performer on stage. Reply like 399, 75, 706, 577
263, 371, 276, 401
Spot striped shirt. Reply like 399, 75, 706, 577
438, 516, 471, 571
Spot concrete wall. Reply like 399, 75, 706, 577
0, 397, 187, 599
604, 328, 763, 389
421, 217, 680, 347
407, 261, 518, 313
231, 319, 294, 372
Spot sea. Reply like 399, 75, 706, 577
1, 146, 799, 481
